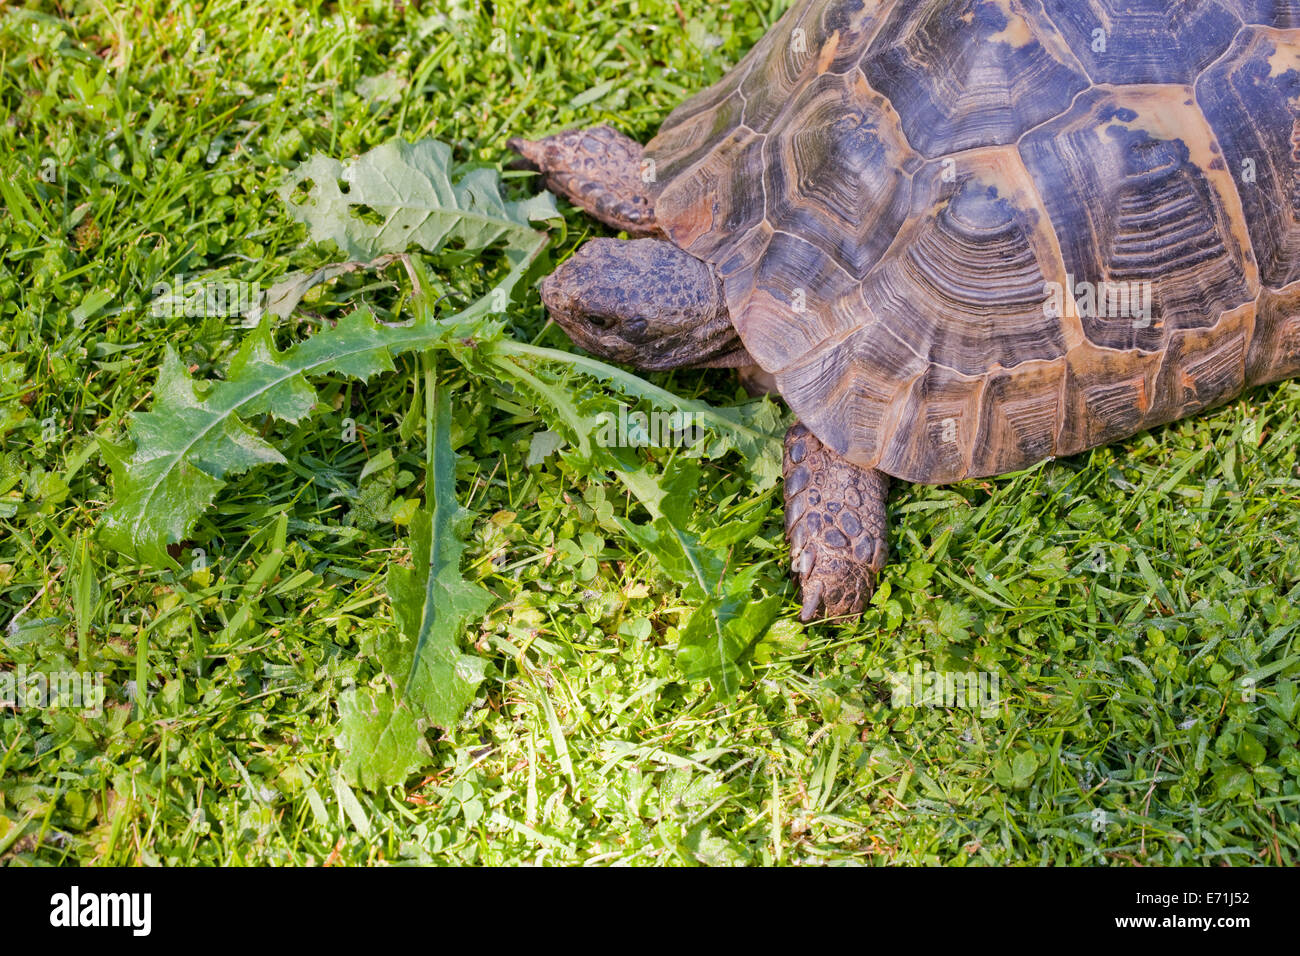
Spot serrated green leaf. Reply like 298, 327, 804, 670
278, 138, 557, 260
386, 505, 491, 729
97, 306, 425, 564
488, 344, 786, 490
619, 514, 725, 595
708, 398, 787, 491
677, 565, 782, 695
337, 686, 427, 791
97, 348, 286, 567
224, 326, 319, 422
339, 388, 493, 789
391, 387, 493, 724
97, 309, 511, 565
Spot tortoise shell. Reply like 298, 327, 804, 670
646, 0, 1300, 484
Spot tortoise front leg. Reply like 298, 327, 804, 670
507, 125, 660, 237
784, 423, 890, 623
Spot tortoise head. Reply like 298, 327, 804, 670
541, 238, 742, 371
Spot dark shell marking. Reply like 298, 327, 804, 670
648, 0, 1300, 484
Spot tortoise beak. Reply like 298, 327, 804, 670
539, 267, 601, 346
539, 269, 576, 325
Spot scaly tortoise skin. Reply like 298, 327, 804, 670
511, 0, 1300, 622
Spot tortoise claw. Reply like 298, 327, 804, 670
791, 537, 882, 623
799, 578, 825, 623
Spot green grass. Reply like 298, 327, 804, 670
1, 0, 1297, 865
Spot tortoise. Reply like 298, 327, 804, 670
509, 0, 1300, 622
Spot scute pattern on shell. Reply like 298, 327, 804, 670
647, 0, 1300, 484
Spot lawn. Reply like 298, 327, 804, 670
0, 0, 1297, 866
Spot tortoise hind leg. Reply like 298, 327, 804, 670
507, 125, 660, 237
784, 423, 890, 623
